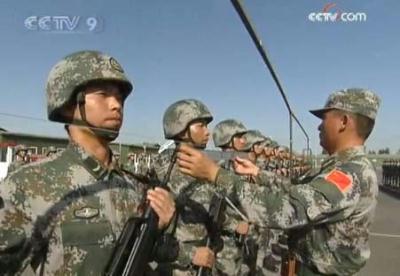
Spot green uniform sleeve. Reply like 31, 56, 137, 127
215, 165, 361, 230
0, 176, 32, 274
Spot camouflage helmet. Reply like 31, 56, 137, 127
242, 130, 267, 151
163, 99, 213, 139
46, 50, 133, 123
213, 119, 247, 147
277, 145, 289, 152
269, 140, 279, 148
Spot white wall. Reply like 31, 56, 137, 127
0, 147, 13, 180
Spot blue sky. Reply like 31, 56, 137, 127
0, 0, 398, 154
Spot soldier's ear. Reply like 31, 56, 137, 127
339, 113, 351, 131
176, 128, 189, 141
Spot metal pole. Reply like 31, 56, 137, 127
230, 0, 311, 162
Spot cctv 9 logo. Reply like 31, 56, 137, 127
24, 16, 103, 33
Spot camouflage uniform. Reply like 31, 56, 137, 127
243, 130, 283, 275
154, 99, 230, 275
153, 150, 220, 276
0, 50, 161, 275
213, 88, 380, 275
213, 120, 262, 276
8, 145, 29, 174
0, 143, 146, 275
125, 153, 136, 173
7, 160, 27, 175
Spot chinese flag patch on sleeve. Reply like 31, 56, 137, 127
324, 169, 353, 193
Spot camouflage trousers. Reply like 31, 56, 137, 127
255, 228, 287, 276
215, 236, 242, 275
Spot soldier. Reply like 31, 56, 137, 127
382, 160, 388, 186
242, 130, 270, 167
7, 144, 29, 174
213, 119, 248, 152
46, 146, 57, 157
264, 141, 280, 173
212, 119, 262, 275
275, 146, 290, 177
0, 50, 175, 275
25, 148, 33, 163
241, 130, 285, 275
152, 99, 223, 275
125, 152, 136, 172
112, 150, 121, 168
177, 88, 380, 275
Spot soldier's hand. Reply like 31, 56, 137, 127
177, 144, 220, 182
236, 221, 249, 235
233, 157, 260, 177
192, 247, 215, 268
147, 187, 176, 229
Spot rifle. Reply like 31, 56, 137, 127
206, 150, 249, 168
224, 196, 259, 274
196, 194, 226, 276
104, 145, 179, 276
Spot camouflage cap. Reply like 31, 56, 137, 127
163, 99, 213, 139
46, 146, 57, 156
310, 88, 380, 120
213, 119, 247, 147
242, 130, 267, 151
14, 144, 27, 154
46, 50, 133, 123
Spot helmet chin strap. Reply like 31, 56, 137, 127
75, 92, 119, 141
175, 128, 207, 150
230, 137, 241, 152
188, 128, 207, 149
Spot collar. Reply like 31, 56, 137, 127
65, 143, 122, 180
331, 145, 365, 162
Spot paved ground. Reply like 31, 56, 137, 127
361, 168, 400, 276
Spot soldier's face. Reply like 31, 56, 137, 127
187, 120, 210, 147
318, 110, 342, 154
232, 134, 247, 151
264, 147, 273, 156
253, 143, 264, 155
81, 83, 124, 131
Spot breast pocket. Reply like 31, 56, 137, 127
61, 220, 116, 274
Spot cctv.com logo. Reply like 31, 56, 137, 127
24, 16, 103, 33
308, 3, 367, 23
